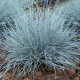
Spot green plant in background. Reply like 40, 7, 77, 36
0, 0, 80, 79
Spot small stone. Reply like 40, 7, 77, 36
65, 67, 76, 77
35, 71, 43, 77
75, 77, 80, 80
24, 77, 29, 80
3, 72, 11, 78
57, 69, 63, 75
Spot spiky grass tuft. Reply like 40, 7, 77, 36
0, 0, 80, 78
0, 0, 36, 32
53, 0, 80, 34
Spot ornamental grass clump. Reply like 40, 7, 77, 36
0, 0, 80, 78
0, 0, 35, 32
54, 0, 80, 34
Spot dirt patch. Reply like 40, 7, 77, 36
0, 66, 80, 80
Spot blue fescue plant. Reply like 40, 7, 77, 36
0, 0, 36, 32
54, 0, 80, 34
0, 0, 80, 78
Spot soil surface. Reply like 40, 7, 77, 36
1, 66, 80, 80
